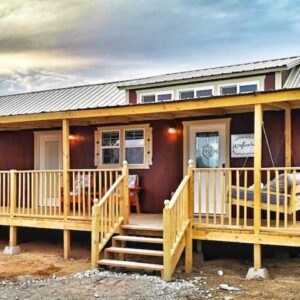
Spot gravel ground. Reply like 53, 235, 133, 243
0, 269, 238, 300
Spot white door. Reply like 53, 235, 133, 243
35, 131, 62, 207
188, 122, 228, 214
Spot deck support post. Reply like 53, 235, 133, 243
3, 170, 21, 255
62, 119, 70, 259
185, 159, 194, 273
63, 229, 71, 260
246, 104, 268, 279
122, 161, 129, 224
285, 108, 291, 167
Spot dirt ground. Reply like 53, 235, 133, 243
0, 239, 300, 299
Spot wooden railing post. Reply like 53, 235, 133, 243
10, 170, 17, 217
122, 161, 129, 224
254, 104, 262, 269
62, 119, 71, 259
185, 159, 194, 273
163, 199, 172, 281
91, 198, 100, 268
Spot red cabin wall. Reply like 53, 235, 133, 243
0, 109, 297, 214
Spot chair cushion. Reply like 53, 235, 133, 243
231, 187, 286, 205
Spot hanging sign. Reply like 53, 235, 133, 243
231, 134, 254, 158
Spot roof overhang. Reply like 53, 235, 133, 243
0, 88, 300, 130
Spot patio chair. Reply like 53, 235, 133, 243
128, 174, 141, 214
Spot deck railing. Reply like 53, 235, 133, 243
15, 170, 63, 218
163, 160, 193, 281
91, 162, 129, 267
260, 167, 300, 231
0, 171, 10, 215
193, 167, 254, 230
68, 169, 122, 219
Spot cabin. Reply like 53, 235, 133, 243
1, 56, 300, 280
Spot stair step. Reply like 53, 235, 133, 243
122, 224, 163, 231
98, 259, 163, 271
113, 235, 163, 244
105, 247, 163, 256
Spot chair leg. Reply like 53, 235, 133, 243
135, 195, 141, 214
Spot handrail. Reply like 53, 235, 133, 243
163, 171, 191, 281
91, 161, 129, 268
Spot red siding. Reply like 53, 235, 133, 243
0, 130, 34, 170
129, 90, 137, 104
264, 73, 275, 91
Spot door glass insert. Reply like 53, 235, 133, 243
195, 132, 219, 168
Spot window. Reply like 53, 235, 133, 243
96, 124, 152, 169
179, 87, 214, 100
220, 82, 259, 96
141, 94, 156, 103
196, 89, 213, 98
239, 84, 257, 93
125, 129, 144, 164
140, 92, 173, 103
179, 90, 194, 100
157, 93, 172, 101
101, 131, 120, 165
220, 85, 238, 95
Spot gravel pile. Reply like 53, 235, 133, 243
0, 269, 242, 299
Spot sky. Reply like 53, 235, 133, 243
0, 0, 299, 95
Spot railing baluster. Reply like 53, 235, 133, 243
236, 170, 240, 226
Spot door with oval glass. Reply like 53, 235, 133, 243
188, 121, 228, 214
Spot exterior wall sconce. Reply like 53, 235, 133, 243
168, 127, 176, 134
69, 134, 76, 140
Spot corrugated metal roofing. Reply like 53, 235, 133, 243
0, 81, 127, 117
284, 66, 300, 88
119, 56, 300, 88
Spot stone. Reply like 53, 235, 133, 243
217, 270, 224, 276
246, 267, 269, 280
3, 246, 21, 255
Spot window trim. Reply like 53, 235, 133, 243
124, 128, 146, 166
100, 129, 121, 166
139, 91, 174, 103
218, 81, 260, 95
96, 124, 152, 169
177, 86, 214, 100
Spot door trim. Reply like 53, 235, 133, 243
182, 118, 231, 172
34, 130, 62, 170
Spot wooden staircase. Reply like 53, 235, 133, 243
98, 224, 165, 275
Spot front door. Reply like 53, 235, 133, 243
187, 121, 229, 214
35, 131, 62, 206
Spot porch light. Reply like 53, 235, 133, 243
168, 127, 176, 134
69, 134, 76, 140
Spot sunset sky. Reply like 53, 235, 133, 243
0, 0, 299, 95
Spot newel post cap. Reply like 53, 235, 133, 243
93, 198, 99, 205
188, 159, 194, 168
164, 199, 170, 208
123, 160, 128, 166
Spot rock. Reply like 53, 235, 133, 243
219, 283, 241, 291
246, 268, 269, 280
217, 270, 224, 276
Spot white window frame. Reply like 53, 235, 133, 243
178, 86, 214, 100
218, 81, 260, 95
95, 124, 153, 169
99, 130, 121, 166
139, 91, 174, 103
124, 128, 146, 166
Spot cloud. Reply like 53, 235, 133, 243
0, 0, 299, 95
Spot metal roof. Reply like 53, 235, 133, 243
0, 81, 127, 117
119, 56, 300, 88
284, 66, 300, 88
